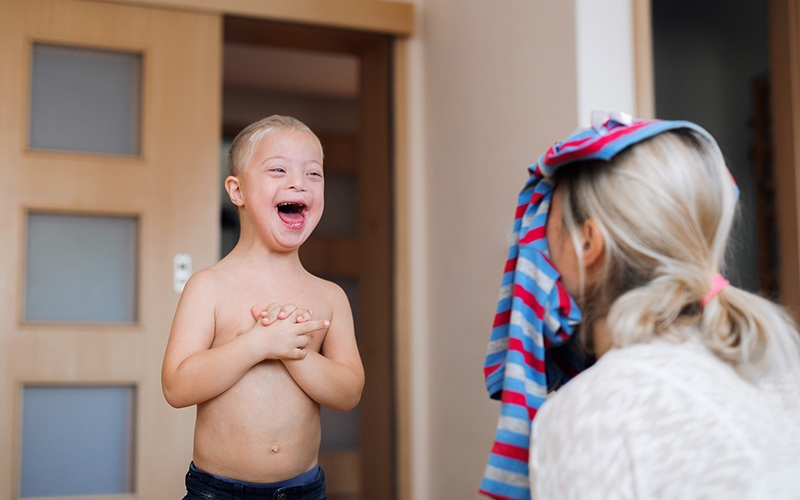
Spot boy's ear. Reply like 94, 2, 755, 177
580, 219, 605, 272
225, 175, 244, 207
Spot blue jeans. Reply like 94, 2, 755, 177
182, 462, 327, 500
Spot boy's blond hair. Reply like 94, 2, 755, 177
228, 115, 323, 177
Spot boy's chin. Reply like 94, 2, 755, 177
271, 234, 310, 251
271, 222, 319, 251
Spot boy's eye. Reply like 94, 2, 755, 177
308, 171, 323, 178
269, 167, 286, 174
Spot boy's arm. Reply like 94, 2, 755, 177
161, 272, 327, 408
282, 285, 365, 412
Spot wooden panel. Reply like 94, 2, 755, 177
224, 16, 387, 55
769, 0, 800, 317
299, 236, 360, 277
392, 37, 412, 500
0, 0, 221, 497
319, 133, 358, 175
96, 0, 414, 36
319, 450, 360, 496
357, 36, 394, 500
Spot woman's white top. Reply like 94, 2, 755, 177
529, 338, 800, 499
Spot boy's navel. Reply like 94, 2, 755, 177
271, 445, 280, 454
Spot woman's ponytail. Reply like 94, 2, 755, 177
701, 284, 799, 376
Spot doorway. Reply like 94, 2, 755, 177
221, 17, 395, 500
651, 0, 774, 296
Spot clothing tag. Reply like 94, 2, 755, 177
591, 110, 633, 131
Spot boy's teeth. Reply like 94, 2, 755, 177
277, 202, 306, 227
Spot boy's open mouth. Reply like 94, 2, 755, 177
276, 202, 307, 228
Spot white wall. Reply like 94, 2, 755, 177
402, 0, 637, 498
575, 0, 636, 126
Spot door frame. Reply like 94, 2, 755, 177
769, 0, 800, 318
632, 0, 655, 119
97, 0, 414, 35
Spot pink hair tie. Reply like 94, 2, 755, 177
701, 273, 730, 306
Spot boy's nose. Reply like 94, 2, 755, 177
286, 171, 306, 191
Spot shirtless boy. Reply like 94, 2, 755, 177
162, 115, 364, 499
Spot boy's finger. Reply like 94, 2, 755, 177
259, 302, 281, 321
295, 309, 313, 322
278, 303, 298, 319
261, 305, 282, 325
250, 305, 263, 320
300, 319, 330, 333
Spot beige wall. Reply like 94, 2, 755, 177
401, 0, 637, 498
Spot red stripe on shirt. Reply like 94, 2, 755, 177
503, 257, 518, 274
545, 122, 651, 165
519, 226, 545, 245
509, 337, 545, 373
490, 441, 529, 462
513, 284, 544, 318
478, 489, 527, 500
493, 310, 511, 328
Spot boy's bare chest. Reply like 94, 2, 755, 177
212, 280, 333, 347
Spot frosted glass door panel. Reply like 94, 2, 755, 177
29, 43, 141, 155
25, 212, 138, 323
20, 385, 136, 497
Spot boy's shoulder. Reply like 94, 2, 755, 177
301, 271, 344, 295
183, 257, 349, 308
180, 256, 255, 299
189, 253, 260, 287
188, 260, 230, 285
179, 264, 227, 301
301, 272, 352, 312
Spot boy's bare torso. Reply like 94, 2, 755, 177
163, 123, 363, 488
192, 260, 334, 483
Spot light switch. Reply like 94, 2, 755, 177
173, 254, 192, 293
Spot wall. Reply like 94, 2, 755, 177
576, 0, 636, 125
402, 0, 637, 498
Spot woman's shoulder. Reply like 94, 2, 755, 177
537, 340, 687, 426
545, 339, 707, 402
533, 337, 800, 494
529, 341, 707, 498
534, 337, 772, 452
552, 337, 739, 397
531, 339, 800, 498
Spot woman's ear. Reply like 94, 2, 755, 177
580, 219, 605, 273
225, 175, 244, 207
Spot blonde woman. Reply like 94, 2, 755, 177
482, 114, 800, 500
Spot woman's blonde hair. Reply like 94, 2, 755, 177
555, 129, 800, 376
228, 115, 323, 177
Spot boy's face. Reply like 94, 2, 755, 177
233, 129, 324, 251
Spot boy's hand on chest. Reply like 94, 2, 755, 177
212, 298, 331, 358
